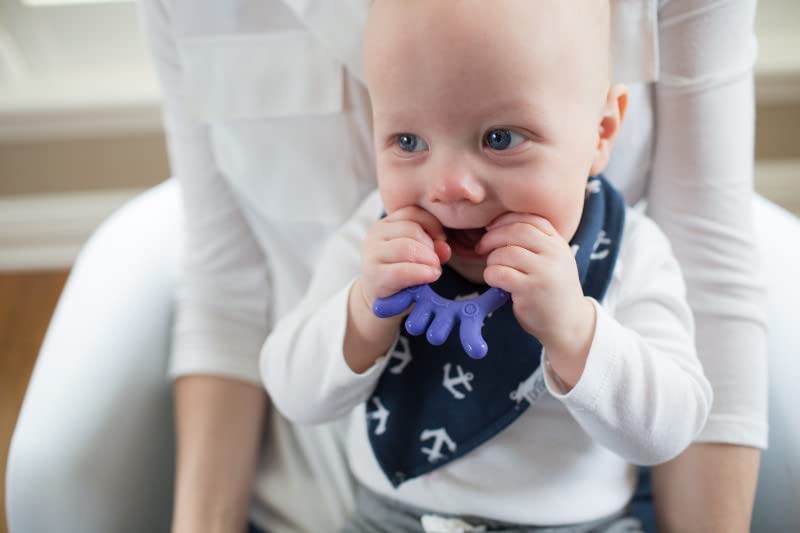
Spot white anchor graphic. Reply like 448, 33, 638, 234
585, 179, 602, 197
367, 397, 390, 435
442, 363, 474, 400
590, 230, 612, 260
388, 336, 412, 375
420, 428, 457, 463
509, 367, 547, 406
571, 243, 580, 256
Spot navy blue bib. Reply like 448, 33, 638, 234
365, 175, 626, 487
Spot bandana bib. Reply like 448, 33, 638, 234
366, 175, 626, 487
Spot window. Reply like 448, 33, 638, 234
0, 0, 160, 140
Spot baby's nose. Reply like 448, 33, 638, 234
428, 167, 486, 205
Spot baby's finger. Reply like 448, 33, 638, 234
433, 239, 452, 265
375, 219, 435, 250
475, 222, 552, 256
378, 237, 442, 267
487, 212, 557, 236
387, 206, 448, 243
485, 245, 537, 275
483, 264, 527, 295
374, 263, 442, 298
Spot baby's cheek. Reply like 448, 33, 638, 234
377, 172, 400, 209
553, 197, 585, 243
378, 171, 419, 213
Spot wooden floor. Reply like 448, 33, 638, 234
0, 270, 69, 533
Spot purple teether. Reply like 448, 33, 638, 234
373, 285, 510, 359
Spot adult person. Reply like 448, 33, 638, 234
144, 1, 767, 532
5, 1, 766, 532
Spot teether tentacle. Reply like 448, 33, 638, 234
426, 311, 457, 345
477, 287, 511, 315
373, 288, 416, 318
373, 284, 511, 357
458, 287, 509, 358
459, 314, 489, 359
405, 298, 436, 336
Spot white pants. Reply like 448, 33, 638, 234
6, 180, 800, 532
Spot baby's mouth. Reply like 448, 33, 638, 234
444, 226, 488, 260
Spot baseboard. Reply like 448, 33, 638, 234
0, 189, 143, 271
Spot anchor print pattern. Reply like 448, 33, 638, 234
420, 427, 457, 463
367, 397, 390, 435
442, 363, 475, 400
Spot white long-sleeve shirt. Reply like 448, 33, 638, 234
261, 190, 713, 525
139, 0, 766, 531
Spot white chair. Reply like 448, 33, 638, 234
6, 179, 800, 532
6, 181, 180, 533
751, 195, 800, 531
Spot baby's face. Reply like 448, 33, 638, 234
365, 0, 618, 282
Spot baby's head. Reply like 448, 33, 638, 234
364, 0, 627, 281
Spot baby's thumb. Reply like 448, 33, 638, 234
433, 239, 451, 265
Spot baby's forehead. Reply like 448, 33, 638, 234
365, 0, 610, 88
365, 1, 610, 113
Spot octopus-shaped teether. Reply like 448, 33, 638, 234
373, 285, 510, 359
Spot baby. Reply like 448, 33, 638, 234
262, 1, 712, 531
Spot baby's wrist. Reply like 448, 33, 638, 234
344, 279, 403, 373
540, 298, 596, 389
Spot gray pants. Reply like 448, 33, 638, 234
341, 485, 645, 533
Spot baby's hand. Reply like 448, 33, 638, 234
476, 213, 594, 387
345, 207, 451, 373
358, 206, 451, 309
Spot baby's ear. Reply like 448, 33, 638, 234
589, 84, 628, 175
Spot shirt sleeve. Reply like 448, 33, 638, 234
645, 0, 768, 448
140, 0, 271, 385
260, 191, 393, 424
542, 212, 713, 466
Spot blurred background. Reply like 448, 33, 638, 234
0, 1, 798, 532
0, 0, 798, 271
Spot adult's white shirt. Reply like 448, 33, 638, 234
139, 1, 767, 531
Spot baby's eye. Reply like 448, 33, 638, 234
396, 134, 429, 153
484, 129, 526, 151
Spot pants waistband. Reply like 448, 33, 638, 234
352, 484, 636, 533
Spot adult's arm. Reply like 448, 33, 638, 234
139, 1, 272, 531
172, 376, 267, 533
646, 1, 767, 531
